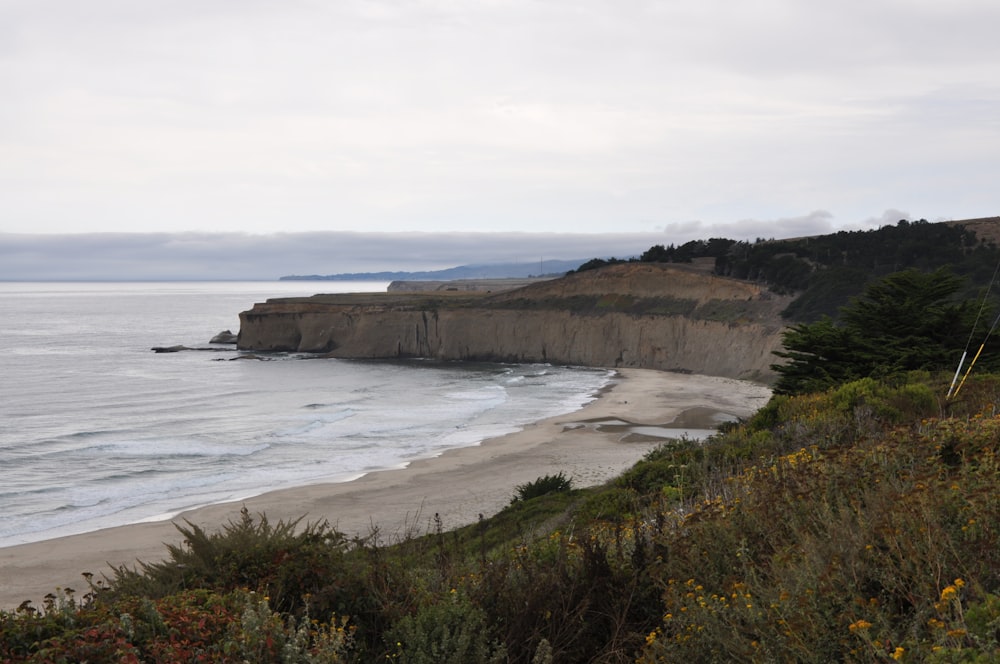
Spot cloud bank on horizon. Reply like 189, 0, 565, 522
1, 0, 997, 247
0, 210, 918, 281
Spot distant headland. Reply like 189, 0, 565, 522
278, 259, 590, 282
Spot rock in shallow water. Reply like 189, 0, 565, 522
210, 329, 238, 344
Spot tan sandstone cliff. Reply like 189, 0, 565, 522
239, 263, 793, 383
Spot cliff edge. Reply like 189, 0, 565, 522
238, 263, 793, 383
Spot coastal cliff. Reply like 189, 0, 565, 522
238, 263, 792, 382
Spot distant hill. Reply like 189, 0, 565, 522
279, 259, 591, 282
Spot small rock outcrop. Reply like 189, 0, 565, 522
210, 330, 239, 344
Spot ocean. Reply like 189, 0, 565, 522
0, 282, 612, 548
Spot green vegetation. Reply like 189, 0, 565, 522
574, 219, 1000, 322
6, 371, 1000, 662
637, 373, 1000, 663
570, 257, 631, 273
511, 472, 573, 503
772, 267, 999, 395
106, 510, 362, 618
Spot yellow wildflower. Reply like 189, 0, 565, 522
848, 619, 872, 633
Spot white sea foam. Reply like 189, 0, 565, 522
0, 282, 611, 547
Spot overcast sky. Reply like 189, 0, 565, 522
2, 1, 998, 279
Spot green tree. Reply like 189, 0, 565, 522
639, 244, 672, 262
770, 318, 862, 395
772, 268, 986, 395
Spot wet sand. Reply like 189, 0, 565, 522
0, 369, 770, 610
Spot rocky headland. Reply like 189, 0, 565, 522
238, 263, 792, 382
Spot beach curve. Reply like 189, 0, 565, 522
0, 368, 770, 610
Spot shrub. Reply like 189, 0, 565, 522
385, 590, 506, 663
511, 472, 573, 503
106, 507, 357, 617
576, 487, 639, 523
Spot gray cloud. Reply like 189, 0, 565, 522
0, 231, 657, 281
0, 211, 936, 281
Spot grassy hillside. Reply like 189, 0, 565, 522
4, 371, 1000, 662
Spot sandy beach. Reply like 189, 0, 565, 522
0, 369, 770, 610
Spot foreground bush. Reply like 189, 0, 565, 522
106, 508, 367, 617
637, 379, 1000, 662
0, 588, 353, 663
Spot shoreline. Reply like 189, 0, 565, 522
0, 369, 771, 610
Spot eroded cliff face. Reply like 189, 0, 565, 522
239, 264, 792, 383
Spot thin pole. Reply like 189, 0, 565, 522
952, 311, 1000, 399
946, 351, 967, 399
948, 255, 1000, 399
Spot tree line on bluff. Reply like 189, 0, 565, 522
571, 219, 1000, 322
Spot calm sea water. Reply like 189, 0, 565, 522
0, 282, 611, 547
